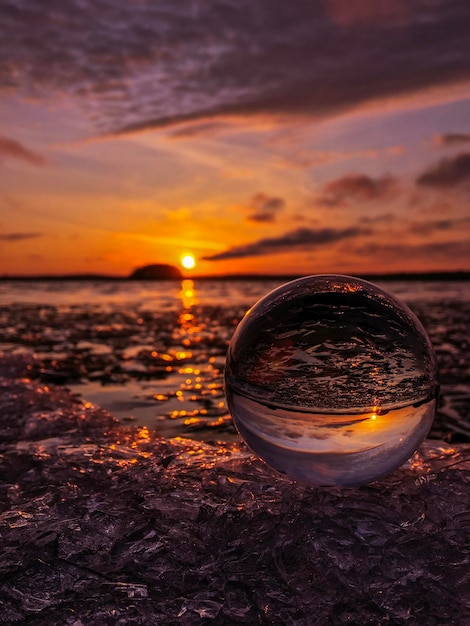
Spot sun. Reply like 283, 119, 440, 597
181, 254, 196, 270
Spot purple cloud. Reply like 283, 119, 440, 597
1, 1, 469, 135
246, 193, 286, 223
354, 240, 470, 264
320, 174, 397, 206
203, 226, 371, 260
435, 133, 470, 146
0, 137, 45, 165
416, 153, 470, 187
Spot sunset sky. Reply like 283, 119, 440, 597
1, 0, 469, 277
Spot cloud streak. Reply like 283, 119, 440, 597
320, 174, 397, 206
1, 1, 469, 135
167, 121, 236, 140
246, 193, 285, 223
416, 153, 470, 187
0, 232, 43, 242
203, 226, 370, 260
409, 216, 470, 235
0, 137, 45, 165
354, 240, 470, 264
435, 133, 470, 146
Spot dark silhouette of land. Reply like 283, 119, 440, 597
1, 268, 469, 282
129, 264, 182, 280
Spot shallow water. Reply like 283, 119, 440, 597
0, 278, 282, 308
0, 278, 468, 442
0, 277, 468, 307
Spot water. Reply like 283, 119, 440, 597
0, 277, 468, 445
0, 277, 468, 308
225, 276, 439, 485
0, 278, 282, 309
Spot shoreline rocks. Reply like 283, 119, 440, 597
0, 371, 469, 624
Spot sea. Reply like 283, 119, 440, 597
0, 277, 468, 308
0, 277, 469, 443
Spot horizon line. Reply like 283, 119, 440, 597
1, 269, 470, 282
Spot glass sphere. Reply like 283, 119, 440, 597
225, 275, 438, 486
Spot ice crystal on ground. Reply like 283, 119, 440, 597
0, 355, 469, 624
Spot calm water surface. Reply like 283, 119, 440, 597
0, 278, 468, 442
1, 278, 468, 308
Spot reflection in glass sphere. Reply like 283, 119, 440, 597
225, 275, 438, 486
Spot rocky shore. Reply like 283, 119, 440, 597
1, 355, 469, 625
0, 297, 468, 443
0, 289, 469, 624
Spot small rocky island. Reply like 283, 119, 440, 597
129, 264, 183, 280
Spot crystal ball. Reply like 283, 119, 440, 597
225, 275, 438, 486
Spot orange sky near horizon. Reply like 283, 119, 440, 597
1, 1, 469, 278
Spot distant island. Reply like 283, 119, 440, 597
129, 264, 182, 280
1, 269, 469, 282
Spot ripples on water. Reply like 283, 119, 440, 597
0, 279, 468, 442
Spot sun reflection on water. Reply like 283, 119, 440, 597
179, 279, 198, 310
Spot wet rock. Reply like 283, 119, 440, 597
0, 298, 468, 442
0, 368, 469, 625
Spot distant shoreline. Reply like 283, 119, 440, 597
1, 271, 469, 282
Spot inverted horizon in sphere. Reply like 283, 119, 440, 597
225, 275, 438, 486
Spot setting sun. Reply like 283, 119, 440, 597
181, 255, 196, 270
